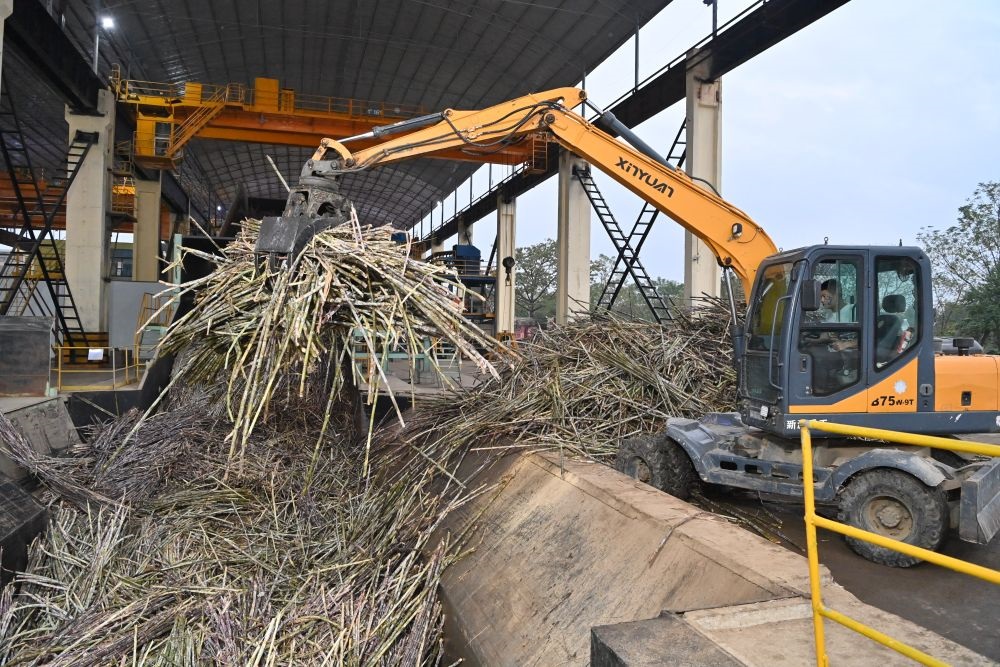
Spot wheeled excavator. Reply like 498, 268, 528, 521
254, 87, 1000, 566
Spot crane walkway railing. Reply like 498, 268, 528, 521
798, 419, 1000, 667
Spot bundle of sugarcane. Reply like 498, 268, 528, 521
158, 216, 501, 466
394, 304, 737, 462
0, 387, 471, 665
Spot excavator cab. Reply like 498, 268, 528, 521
738, 245, 999, 437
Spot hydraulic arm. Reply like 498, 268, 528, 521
261, 87, 778, 295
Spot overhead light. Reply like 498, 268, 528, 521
101, 16, 115, 30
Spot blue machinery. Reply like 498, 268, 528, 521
430, 244, 496, 330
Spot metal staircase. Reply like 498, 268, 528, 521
482, 237, 498, 304
666, 119, 687, 168
525, 134, 551, 174
574, 166, 673, 323
166, 84, 239, 160
110, 140, 137, 218
581, 118, 689, 323
0, 74, 97, 348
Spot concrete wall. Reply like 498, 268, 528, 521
436, 452, 992, 666
108, 280, 167, 349
0, 397, 80, 480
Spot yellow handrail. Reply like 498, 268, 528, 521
133, 291, 175, 362
114, 72, 424, 121
167, 84, 236, 158
798, 419, 1000, 666
52, 345, 142, 391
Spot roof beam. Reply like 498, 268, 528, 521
423, 0, 852, 244
5, 0, 103, 112
4, 3, 207, 225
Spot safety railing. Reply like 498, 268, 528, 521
428, 254, 495, 280
798, 419, 1000, 667
52, 345, 143, 391
112, 67, 422, 122
250, 87, 424, 118
134, 291, 176, 362
350, 331, 442, 388
110, 177, 136, 216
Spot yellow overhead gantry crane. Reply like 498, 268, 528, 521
109, 67, 547, 171
255, 86, 1000, 567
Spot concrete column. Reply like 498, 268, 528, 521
133, 175, 162, 282
684, 50, 723, 305
431, 236, 445, 256
496, 195, 516, 334
556, 150, 590, 324
457, 218, 473, 246
64, 89, 115, 332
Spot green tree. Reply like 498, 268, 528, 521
917, 182, 1000, 349
514, 239, 557, 321
514, 243, 684, 324
957, 266, 1000, 352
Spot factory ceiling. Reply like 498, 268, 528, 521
6, 0, 674, 230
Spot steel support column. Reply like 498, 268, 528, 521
6, 0, 102, 111
0, 0, 13, 89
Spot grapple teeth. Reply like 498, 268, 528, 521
253, 215, 345, 273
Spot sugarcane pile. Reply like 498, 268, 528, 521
395, 304, 738, 462
0, 390, 461, 664
0, 218, 506, 665
0, 209, 742, 664
159, 217, 500, 467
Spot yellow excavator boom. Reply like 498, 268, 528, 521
318, 87, 778, 295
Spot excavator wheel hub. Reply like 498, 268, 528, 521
868, 497, 912, 535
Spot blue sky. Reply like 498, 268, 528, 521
439, 0, 1000, 282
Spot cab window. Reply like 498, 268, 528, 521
747, 262, 792, 352
798, 258, 861, 396
875, 257, 920, 368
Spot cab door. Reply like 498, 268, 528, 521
788, 253, 869, 413
864, 254, 927, 415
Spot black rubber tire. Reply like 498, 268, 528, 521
837, 468, 947, 567
614, 434, 697, 499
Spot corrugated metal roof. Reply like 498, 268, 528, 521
8, 0, 673, 229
